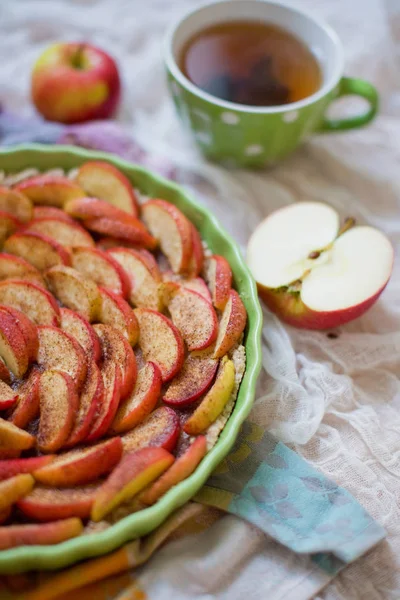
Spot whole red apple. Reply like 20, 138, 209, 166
31, 42, 121, 124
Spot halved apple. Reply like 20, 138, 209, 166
33, 437, 123, 487
85, 359, 122, 442
15, 174, 84, 207
167, 287, 218, 352
188, 223, 204, 277
134, 308, 184, 382
91, 447, 174, 521
45, 265, 101, 322
0, 308, 29, 378
0, 280, 60, 326
0, 254, 45, 286
0, 456, 54, 481
4, 231, 71, 270
85, 215, 156, 249
75, 161, 140, 216
247, 203, 394, 329
163, 354, 218, 407
26, 217, 95, 248
17, 483, 99, 521
33, 205, 75, 223
93, 324, 137, 398
0, 381, 18, 411
0, 517, 83, 550
65, 360, 104, 448
60, 308, 101, 363
140, 435, 207, 505
0, 186, 33, 223
213, 289, 247, 359
107, 247, 162, 310
97, 287, 139, 345
1, 306, 38, 362
142, 199, 192, 274
0, 212, 20, 247
121, 406, 180, 454
0, 474, 34, 513
9, 368, 41, 428
111, 362, 162, 434
203, 255, 232, 310
71, 247, 130, 297
184, 356, 235, 435
0, 418, 35, 451
37, 326, 87, 388
38, 370, 79, 453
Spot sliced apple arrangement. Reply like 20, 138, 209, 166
0, 161, 247, 549
247, 202, 394, 329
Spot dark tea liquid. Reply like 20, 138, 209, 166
179, 21, 322, 106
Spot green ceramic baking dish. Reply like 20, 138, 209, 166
0, 144, 262, 574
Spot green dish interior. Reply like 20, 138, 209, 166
0, 144, 263, 574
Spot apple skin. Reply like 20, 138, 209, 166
258, 283, 390, 330
31, 42, 121, 124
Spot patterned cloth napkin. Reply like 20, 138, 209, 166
0, 112, 386, 600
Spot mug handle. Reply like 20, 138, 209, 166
317, 76, 379, 132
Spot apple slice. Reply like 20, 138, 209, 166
182, 277, 212, 303
26, 218, 95, 248
97, 287, 139, 345
15, 174, 84, 207
163, 354, 218, 407
17, 483, 99, 521
45, 265, 101, 322
38, 370, 79, 452
96, 237, 143, 251
247, 203, 394, 329
60, 308, 101, 363
65, 196, 137, 222
184, 356, 235, 435
0, 474, 34, 513
0, 308, 29, 378
0, 359, 10, 384
203, 255, 232, 310
213, 289, 247, 358
33, 205, 75, 223
0, 280, 60, 326
75, 161, 140, 216
134, 308, 184, 382
85, 359, 122, 442
0, 518, 83, 550
4, 231, 71, 270
9, 369, 41, 428
65, 361, 104, 448
188, 224, 204, 277
0, 456, 54, 481
111, 362, 162, 434
0, 306, 38, 362
0, 186, 33, 223
0, 212, 20, 246
0, 418, 35, 451
140, 435, 207, 505
85, 215, 156, 249
71, 247, 130, 297
91, 447, 174, 521
167, 287, 218, 352
37, 326, 87, 388
107, 247, 162, 310
0, 508, 10, 524
121, 406, 180, 454
0, 254, 45, 286
0, 381, 18, 411
93, 324, 137, 398
142, 199, 192, 274
33, 437, 123, 486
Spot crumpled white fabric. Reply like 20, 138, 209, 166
1, 0, 400, 598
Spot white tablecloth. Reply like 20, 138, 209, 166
1, 0, 399, 598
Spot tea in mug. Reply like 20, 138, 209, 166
179, 21, 322, 106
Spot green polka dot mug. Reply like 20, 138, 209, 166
164, 0, 378, 168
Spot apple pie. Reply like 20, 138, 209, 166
0, 161, 246, 549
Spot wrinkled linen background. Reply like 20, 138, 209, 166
1, 0, 400, 598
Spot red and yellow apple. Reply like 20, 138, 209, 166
31, 42, 121, 124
